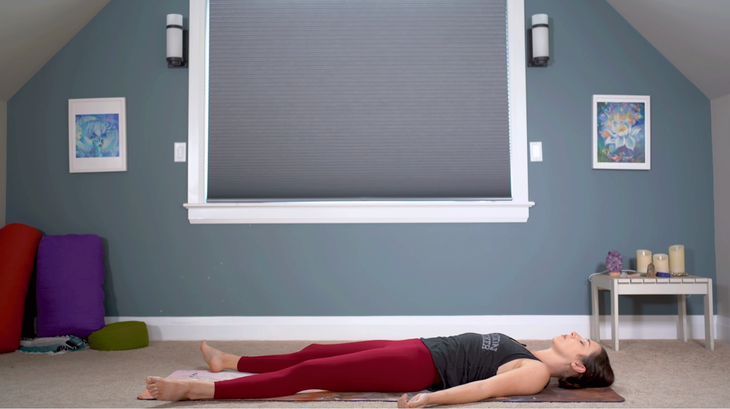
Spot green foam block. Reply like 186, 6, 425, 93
88, 321, 149, 351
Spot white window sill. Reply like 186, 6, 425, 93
183, 201, 535, 224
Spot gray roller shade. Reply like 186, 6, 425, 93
208, 0, 510, 202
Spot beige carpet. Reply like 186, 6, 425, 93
1, 338, 728, 408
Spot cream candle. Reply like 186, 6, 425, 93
669, 245, 685, 273
653, 253, 669, 273
637, 249, 652, 273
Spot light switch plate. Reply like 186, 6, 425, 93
174, 143, 187, 162
529, 142, 543, 162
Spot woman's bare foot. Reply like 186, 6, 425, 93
200, 340, 239, 373
145, 376, 214, 401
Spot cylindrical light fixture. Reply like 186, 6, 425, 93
530, 14, 549, 67
166, 14, 184, 68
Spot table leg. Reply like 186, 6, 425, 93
591, 282, 600, 342
705, 280, 715, 351
611, 280, 619, 351
677, 294, 687, 342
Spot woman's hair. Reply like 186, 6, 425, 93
558, 346, 614, 389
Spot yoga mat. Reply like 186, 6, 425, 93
138, 370, 624, 403
17, 336, 88, 355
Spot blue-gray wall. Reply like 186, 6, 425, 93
7, 0, 714, 317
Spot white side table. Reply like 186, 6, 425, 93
590, 274, 714, 351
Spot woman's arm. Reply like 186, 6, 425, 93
397, 360, 550, 408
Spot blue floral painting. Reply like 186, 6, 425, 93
596, 102, 646, 163
75, 114, 120, 158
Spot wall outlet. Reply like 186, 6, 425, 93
174, 143, 187, 162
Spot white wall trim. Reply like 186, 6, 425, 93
0, 100, 7, 227
183, 201, 535, 224
717, 315, 730, 342
187, 0, 208, 206
711, 94, 730, 344
105, 315, 720, 342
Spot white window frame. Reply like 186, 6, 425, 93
184, 0, 534, 224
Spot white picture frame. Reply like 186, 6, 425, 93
592, 94, 650, 170
68, 97, 127, 173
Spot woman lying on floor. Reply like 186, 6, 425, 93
145, 331, 614, 408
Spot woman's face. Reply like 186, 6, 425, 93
552, 331, 601, 359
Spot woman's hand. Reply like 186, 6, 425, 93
397, 393, 430, 408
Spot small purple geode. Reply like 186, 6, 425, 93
606, 250, 623, 272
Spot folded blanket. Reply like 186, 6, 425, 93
17, 336, 88, 355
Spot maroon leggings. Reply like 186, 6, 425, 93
214, 338, 440, 399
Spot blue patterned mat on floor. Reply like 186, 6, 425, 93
17, 335, 88, 355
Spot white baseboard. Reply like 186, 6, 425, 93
105, 315, 720, 342
717, 315, 730, 342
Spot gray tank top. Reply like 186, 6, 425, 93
421, 332, 541, 390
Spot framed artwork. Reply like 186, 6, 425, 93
68, 97, 127, 173
592, 94, 650, 170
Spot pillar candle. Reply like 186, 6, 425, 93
637, 249, 652, 273
653, 253, 669, 273
669, 244, 685, 273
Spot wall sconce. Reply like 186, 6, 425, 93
527, 14, 549, 67
166, 14, 188, 68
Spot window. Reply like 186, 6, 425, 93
185, 0, 533, 223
